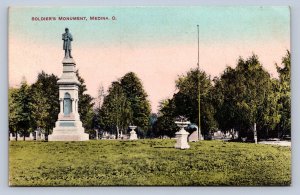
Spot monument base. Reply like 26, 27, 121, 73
49, 120, 89, 141
129, 130, 138, 140
174, 129, 190, 149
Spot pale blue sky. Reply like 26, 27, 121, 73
10, 6, 289, 46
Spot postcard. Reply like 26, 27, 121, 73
8, 6, 291, 186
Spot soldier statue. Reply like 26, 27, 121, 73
62, 28, 73, 58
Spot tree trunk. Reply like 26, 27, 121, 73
116, 126, 119, 139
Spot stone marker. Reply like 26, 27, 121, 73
29, 133, 34, 140
188, 125, 203, 142
254, 123, 257, 144
188, 130, 199, 142
41, 133, 45, 140
95, 129, 99, 140
35, 130, 39, 140
129, 125, 138, 140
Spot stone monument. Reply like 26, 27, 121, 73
48, 28, 89, 141
188, 124, 203, 142
174, 116, 190, 149
129, 125, 138, 140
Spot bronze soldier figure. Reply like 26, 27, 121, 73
62, 28, 73, 58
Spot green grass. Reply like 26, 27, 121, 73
9, 139, 291, 186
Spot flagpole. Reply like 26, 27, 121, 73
197, 24, 201, 141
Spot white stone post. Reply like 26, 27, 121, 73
35, 130, 40, 140
174, 121, 190, 149
129, 125, 138, 140
29, 133, 34, 140
254, 123, 257, 144
95, 129, 98, 140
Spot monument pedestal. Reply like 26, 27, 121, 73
174, 120, 190, 149
129, 130, 138, 140
175, 129, 190, 149
49, 57, 89, 141
129, 125, 138, 140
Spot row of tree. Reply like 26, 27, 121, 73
9, 71, 94, 140
152, 51, 290, 140
9, 51, 291, 140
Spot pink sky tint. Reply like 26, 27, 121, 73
9, 36, 289, 113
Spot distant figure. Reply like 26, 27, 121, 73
62, 28, 73, 58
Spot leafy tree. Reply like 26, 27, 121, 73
120, 72, 151, 132
154, 69, 216, 138
30, 71, 59, 135
100, 81, 132, 136
276, 51, 291, 138
153, 99, 178, 137
174, 68, 217, 136
12, 79, 32, 141
8, 87, 20, 139
76, 70, 95, 130
147, 113, 158, 137
213, 54, 280, 139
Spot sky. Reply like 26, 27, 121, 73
9, 6, 290, 112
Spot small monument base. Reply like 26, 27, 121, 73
49, 120, 89, 141
188, 131, 198, 142
129, 130, 138, 140
128, 125, 138, 140
175, 129, 190, 149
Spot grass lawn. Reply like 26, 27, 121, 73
9, 139, 291, 186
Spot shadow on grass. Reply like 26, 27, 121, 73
153, 146, 174, 149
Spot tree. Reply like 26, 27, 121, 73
12, 79, 32, 141
147, 113, 158, 137
120, 72, 151, 132
8, 87, 20, 138
76, 70, 95, 130
100, 81, 133, 136
153, 99, 178, 137
276, 51, 291, 138
174, 68, 217, 136
30, 71, 59, 135
213, 54, 280, 139
153, 68, 216, 138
